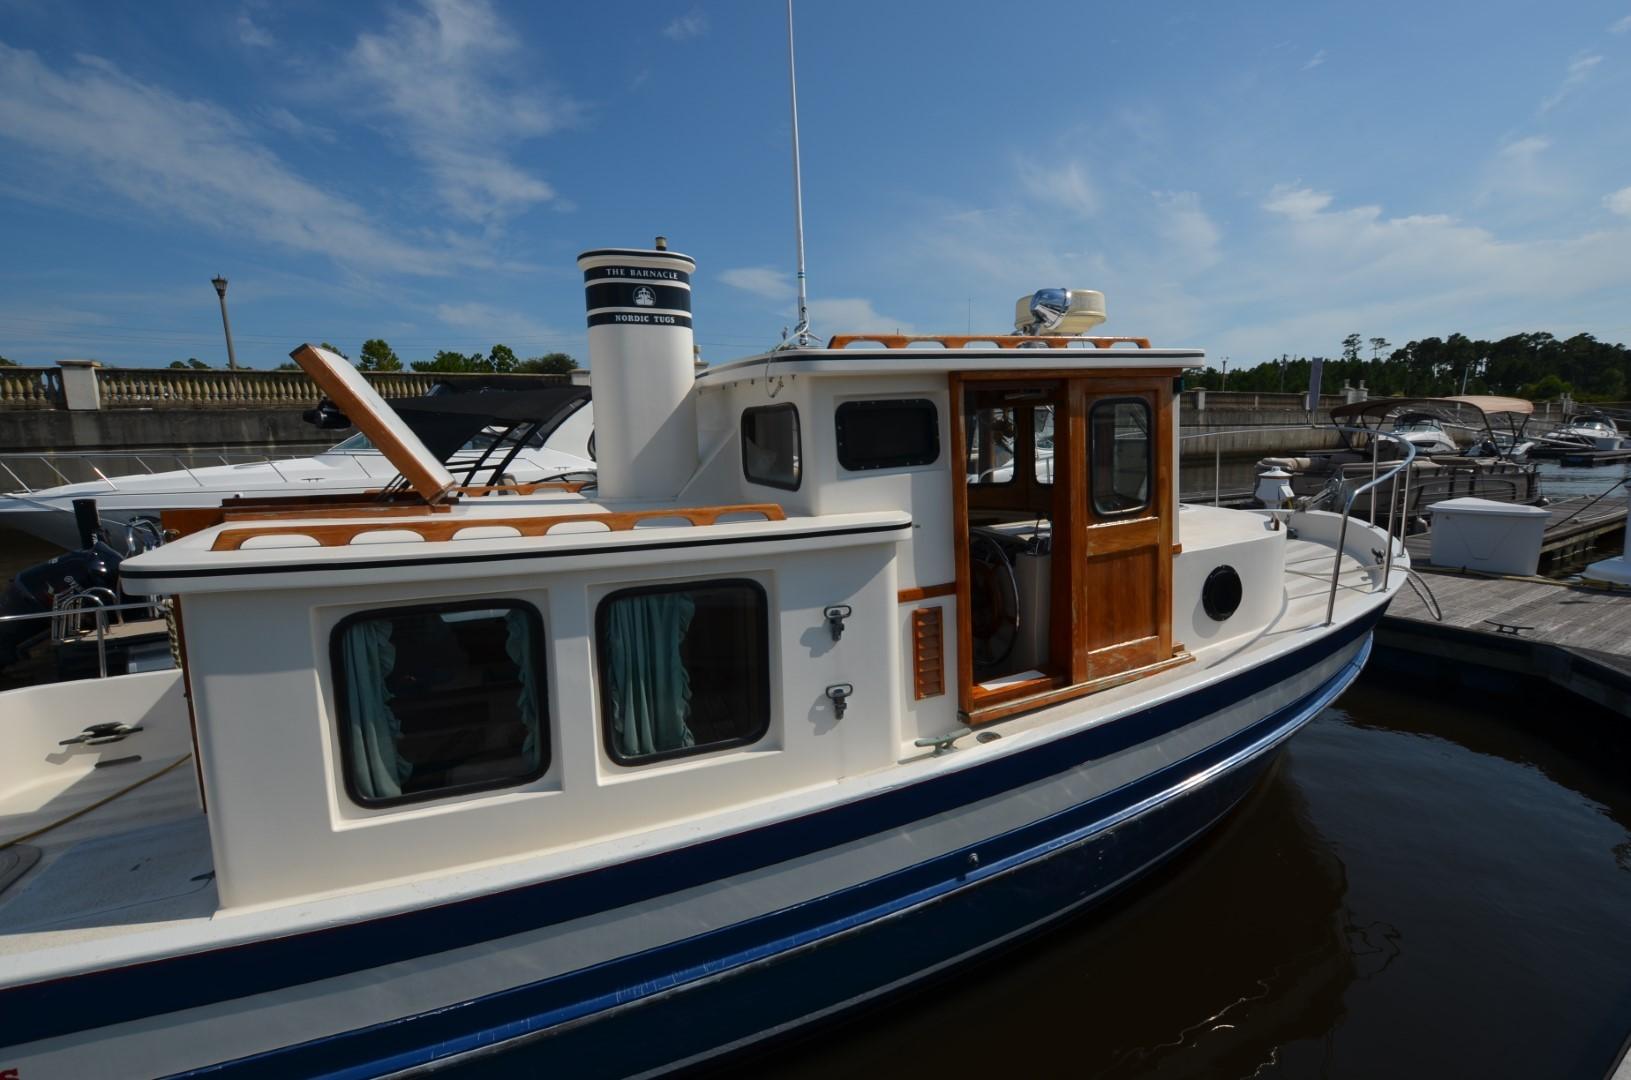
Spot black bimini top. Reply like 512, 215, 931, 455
387, 388, 591, 464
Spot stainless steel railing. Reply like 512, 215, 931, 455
1178, 424, 1416, 626
0, 448, 312, 495
1323, 427, 1417, 625
0, 599, 168, 681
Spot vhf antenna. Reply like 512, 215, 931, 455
783, 0, 811, 348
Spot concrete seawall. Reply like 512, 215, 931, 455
2, 383, 1345, 459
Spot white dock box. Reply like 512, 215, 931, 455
1428, 497, 1549, 576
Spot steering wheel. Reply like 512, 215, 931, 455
968, 531, 1021, 671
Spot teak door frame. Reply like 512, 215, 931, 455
950, 370, 1184, 725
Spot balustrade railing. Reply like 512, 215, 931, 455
0, 367, 63, 409
0, 366, 569, 411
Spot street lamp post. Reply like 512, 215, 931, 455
211, 275, 240, 371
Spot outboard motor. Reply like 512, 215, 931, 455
0, 537, 125, 671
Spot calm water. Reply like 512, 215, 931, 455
744, 675, 1631, 1078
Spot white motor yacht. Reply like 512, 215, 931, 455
0, 253, 1411, 1078
0, 389, 595, 551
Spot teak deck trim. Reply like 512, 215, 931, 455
897, 582, 957, 603
210, 504, 788, 551
827, 334, 1152, 350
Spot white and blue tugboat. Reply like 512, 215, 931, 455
0, 245, 1410, 1077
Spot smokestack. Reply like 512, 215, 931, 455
577, 243, 699, 500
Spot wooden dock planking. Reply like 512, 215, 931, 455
1383, 574, 1631, 701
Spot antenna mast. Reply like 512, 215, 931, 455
785, 0, 811, 347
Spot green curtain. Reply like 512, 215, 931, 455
605, 593, 696, 758
504, 608, 543, 770
343, 618, 411, 800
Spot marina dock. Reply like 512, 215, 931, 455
1381, 571, 1631, 713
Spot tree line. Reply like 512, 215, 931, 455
162, 340, 580, 375
1188, 331, 1630, 401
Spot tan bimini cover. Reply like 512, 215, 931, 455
289, 343, 456, 503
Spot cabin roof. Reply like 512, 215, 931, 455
696, 344, 1203, 383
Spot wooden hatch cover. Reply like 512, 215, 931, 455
288, 343, 457, 504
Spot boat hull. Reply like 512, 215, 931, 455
2, 617, 1378, 1080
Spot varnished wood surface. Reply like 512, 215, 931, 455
290, 343, 454, 504
210, 503, 787, 551
967, 648, 1195, 726
827, 334, 1152, 350
912, 606, 946, 700
897, 582, 957, 603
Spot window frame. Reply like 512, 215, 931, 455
740, 402, 803, 491
1088, 396, 1154, 518
596, 577, 772, 768
330, 598, 551, 810
835, 397, 941, 472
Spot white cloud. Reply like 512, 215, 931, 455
1610, 14, 1631, 33
0, 42, 463, 273
1153, 191, 1221, 268
1302, 49, 1327, 71
434, 302, 563, 346
1540, 53, 1601, 112
1017, 158, 1099, 219
720, 266, 794, 301
662, 8, 709, 41
258, 105, 334, 143
1606, 186, 1631, 217
807, 298, 912, 335
348, 0, 579, 222
1498, 135, 1549, 160
1261, 185, 1334, 219
236, 13, 274, 48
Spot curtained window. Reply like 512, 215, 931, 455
333, 601, 548, 807
598, 580, 770, 765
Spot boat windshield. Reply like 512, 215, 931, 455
327, 432, 376, 452
327, 425, 544, 456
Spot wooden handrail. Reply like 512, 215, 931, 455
210, 503, 788, 551
457, 481, 590, 496
826, 334, 1152, 350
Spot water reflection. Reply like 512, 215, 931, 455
748, 674, 1631, 1078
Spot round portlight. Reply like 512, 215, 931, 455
1203, 565, 1243, 622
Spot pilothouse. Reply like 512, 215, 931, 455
0, 247, 1410, 1078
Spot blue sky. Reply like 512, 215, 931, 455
1, 0, 1629, 370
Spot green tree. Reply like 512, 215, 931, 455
517, 352, 580, 375
487, 343, 518, 373
1368, 337, 1390, 361
411, 350, 482, 373
1341, 334, 1362, 363
319, 341, 350, 360
273, 361, 302, 371
1520, 372, 1572, 400
168, 358, 210, 369
0, 355, 14, 367
357, 338, 402, 372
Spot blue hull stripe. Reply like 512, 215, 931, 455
2, 610, 1378, 1051
204, 634, 1370, 1079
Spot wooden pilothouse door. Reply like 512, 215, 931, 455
953, 372, 1180, 724
1078, 381, 1173, 678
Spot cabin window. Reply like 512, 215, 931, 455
1090, 398, 1152, 516
598, 579, 770, 765
965, 404, 1017, 485
741, 402, 802, 490
332, 602, 548, 807
836, 398, 940, 471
